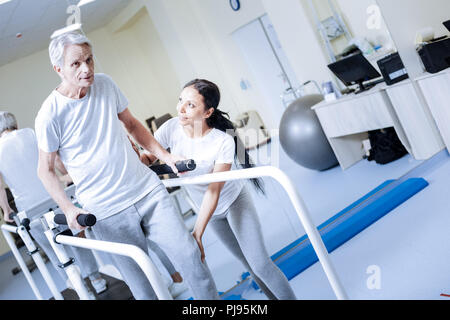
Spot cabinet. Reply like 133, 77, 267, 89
416, 70, 450, 151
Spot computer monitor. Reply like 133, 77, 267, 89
444, 20, 450, 32
328, 52, 383, 94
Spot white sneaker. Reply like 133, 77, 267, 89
87, 289, 96, 300
169, 281, 189, 298
90, 277, 108, 294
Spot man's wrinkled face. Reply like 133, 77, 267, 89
55, 43, 95, 88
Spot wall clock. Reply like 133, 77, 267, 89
230, 0, 241, 11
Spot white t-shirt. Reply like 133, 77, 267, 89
0, 128, 50, 213
154, 117, 243, 215
35, 73, 161, 220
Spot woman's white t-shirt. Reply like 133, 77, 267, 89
154, 117, 243, 215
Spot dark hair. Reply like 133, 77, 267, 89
184, 79, 265, 194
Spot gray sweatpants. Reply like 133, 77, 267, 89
90, 183, 219, 300
147, 239, 177, 276
29, 219, 100, 282
209, 187, 297, 300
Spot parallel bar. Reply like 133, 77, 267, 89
55, 234, 172, 300
1, 225, 43, 300
16, 225, 64, 300
162, 166, 348, 300
43, 228, 92, 300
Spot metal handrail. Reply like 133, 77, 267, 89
2, 166, 348, 300
1, 224, 44, 300
162, 166, 348, 300
2, 216, 172, 300
53, 234, 172, 300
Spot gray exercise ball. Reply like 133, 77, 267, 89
280, 94, 338, 171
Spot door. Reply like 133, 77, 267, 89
232, 14, 301, 127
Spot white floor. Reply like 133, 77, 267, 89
1, 137, 449, 300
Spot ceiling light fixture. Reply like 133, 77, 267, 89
0, 0, 12, 5
51, 23, 83, 39
78, 0, 96, 6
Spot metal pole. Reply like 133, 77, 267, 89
16, 225, 63, 300
1, 225, 43, 300
42, 227, 92, 300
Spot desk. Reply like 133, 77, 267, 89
415, 69, 450, 151
313, 84, 407, 169
312, 80, 445, 170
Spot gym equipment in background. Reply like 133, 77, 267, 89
234, 110, 271, 150
279, 94, 338, 171
145, 113, 200, 221
150, 113, 173, 134
145, 116, 156, 134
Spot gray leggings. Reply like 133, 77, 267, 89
90, 183, 219, 300
209, 187, 297, 300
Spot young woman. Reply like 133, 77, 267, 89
142, 79, 296, 300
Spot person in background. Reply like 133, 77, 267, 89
0, 111, 107, 296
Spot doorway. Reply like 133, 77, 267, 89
232, 14, 301, 127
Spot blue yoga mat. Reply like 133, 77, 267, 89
220, 177, 429, 299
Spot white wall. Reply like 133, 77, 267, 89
298, 0, 394, 59
0, 0, 408, 133
263, 0, 331, 86
140, 0, 400, 131
0, 2, 179, 130
89, 7, 180, 123
0, 50, 59, 130
143, 0, 268, 126
300, 0, 347, 56
142, 0, 345, 129
377, 0, 450, 78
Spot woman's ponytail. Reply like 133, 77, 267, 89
184, 79, 265, 194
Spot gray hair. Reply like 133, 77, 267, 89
0, 112, 18, 135
49, 31, 92, 68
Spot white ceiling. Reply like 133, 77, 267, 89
0, 0, 131, 67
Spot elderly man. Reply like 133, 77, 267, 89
0, 111, 107, 296
35, 32, 219, 300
